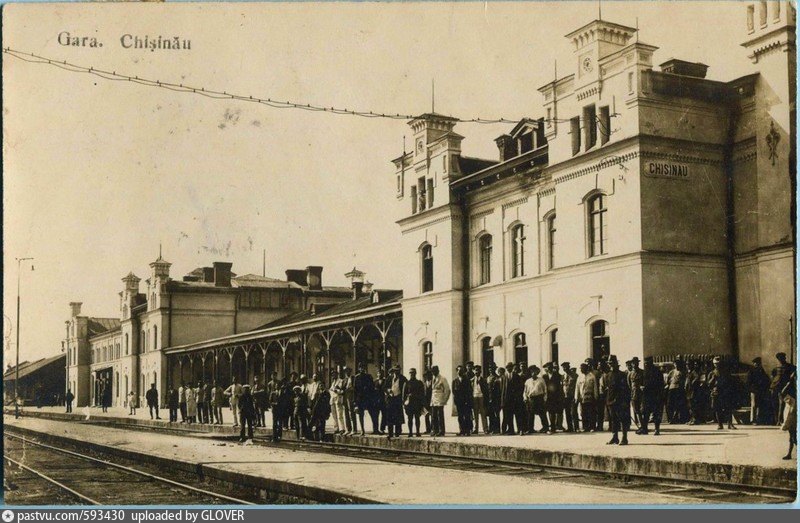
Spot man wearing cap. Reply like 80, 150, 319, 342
386, 365, 407, 439
238, 384, 257, 443
507, 362, 525, 435
576, 363, 598, 431
637, 356, 664, 435
666, 358, 688, 424
471, 365, 489, 435
430, 365, 451, 436
708, 356, 736, 430
627, 357, 643, 428
523, 365, 548, 433
685, 360, 703, 425
292, 383, 310, 440
452, 365, 474, 436
498, 364, 513, 434
329, 370, 346, 435
562, 362, 578, 432
354, 363, 377, 436
486, 365, 501, 434
604, 355, 631, 445
342, 367, 357, 435
544, 362, 564, 433
224, 377, 242, 428
746, 357, 771, 425
403, 368, 425, 437
771, 352, 796, 425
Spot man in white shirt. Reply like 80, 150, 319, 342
329, 370, 346, 435
224, 378, 243, 427
523, 365, 548, 433
430, 365, 451, 437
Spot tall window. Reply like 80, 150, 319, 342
591, 320, 610, 362
125, 334, 129, 355
514, 333, 527, 367
417, 177, 427, 212
410, 185, 418, 214
422, 341, 433, 371
583, 104, 597, 150
479, 234, 492, 285
759, 0, 768, 26
588, 194, 608, 257
599, 106, 611, 145
481, 336, 494, 370
546, 214, 556, 270
511, 224, 525, 278
426, 178, 435, 209
153, 325, 158, 351
421, 245, 434, 293
550, 329, 559, 363
570, 117, 581, 155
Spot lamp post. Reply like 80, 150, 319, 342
15, 256, 34, 419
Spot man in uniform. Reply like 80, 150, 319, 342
746, 357, 771, 425
627, 357, 643, 428
486, 364, 501, 434
562, 362, 578, 432
605, 355, 631, 445
65, 389, 74, 413
708, 356, 736, 430
146, 383, 161, 420
543, 362, 564, 433
637, 356, 664, 435
471, 364, 489, 434
771, 352, 797, 424
238, 384, 256, 442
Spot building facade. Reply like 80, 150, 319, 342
64, 258, 352, 407
394, 2, 795, 379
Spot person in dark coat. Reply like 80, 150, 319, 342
544, 362, 564, 433
374, 368, 388, 434
167, 386, 179, 422
627, 357, 643, 428
403, 368, 426, 437
486, 365, 501, 434
452, 365, 474, 436
746, 357, 772, 425
685, 360, 703, 425
498, 366, 514, 434
385, 365, 407, 439
771, 352, 797, 425
252, 377, 267, 428
605, 355, 631, 445
637, 356, 665, 435
269, 378, 286, 442
354, 363, 377, 435
65, 389, 74, 413
102, 383, 112, 412
292, 384, 310, 441
238, 385, 257, 442
146, 383, 161, 420
309, 374, 331, 441
708, 356, 736, 430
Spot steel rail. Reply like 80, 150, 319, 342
4, 455, 101, 505
4, 432, 255, 505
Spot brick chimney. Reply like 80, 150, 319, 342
306, 266, 323, 290
69, 302, 83, 317
286, 269, 308, 286
213, 262, 233, 287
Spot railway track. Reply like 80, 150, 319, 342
3, 432, 256, 505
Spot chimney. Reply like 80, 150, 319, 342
285, 269, 308, 286
213, 262, 233, 287
306, 266, 323, 290
69, 302, 83, 317
344, 267, 366, 300
202, 267, 214, 282
495, 134, 515, 162
363, 281, 374, 294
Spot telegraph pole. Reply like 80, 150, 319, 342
15, 256, 34, 418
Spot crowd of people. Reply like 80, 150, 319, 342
71, 352, 797, 459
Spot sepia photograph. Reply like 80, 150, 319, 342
2, 0, 797, 508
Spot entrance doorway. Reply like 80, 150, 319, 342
481, 337, 494, 370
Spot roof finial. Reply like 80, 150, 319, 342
158, 242, 162, 260
598, 0, 602, 20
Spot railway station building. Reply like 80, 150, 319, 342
392, 2, 795, 377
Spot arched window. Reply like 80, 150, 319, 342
481, 336, 494, 370
511, 224, 525, 277
546, 214, 557, 270
422, 341, 433, 371
421, 244, 434, 293
588, 194, 608, 257
550, 328, 559, 363
153, 325, 158, 351
590, 320, 610, 362
513, 332, 527, 367
479, 234, 492, 285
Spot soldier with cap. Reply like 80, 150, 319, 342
576, 362, 598, 431
707, 356, 736, 430
237, 384, 257, 443
543, 362, 564, 433
666, 357, 688, 423
561, 362, 578, 432
486, 364, 501, 434
685, 360, 703, 425
627, 357, 643, 427
403, 367, 426, 437
771, 352, 796, 424
637, 356, 664, 435
746, 356, 771, 425
604, 355, 631, 445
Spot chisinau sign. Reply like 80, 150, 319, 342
643, 161, 690, 180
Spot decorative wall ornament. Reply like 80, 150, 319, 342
766, 121, 780, 166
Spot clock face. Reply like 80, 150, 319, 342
582, 56, 594, 73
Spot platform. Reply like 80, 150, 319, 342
8, 405, 797, 492
3, 414, 718, 505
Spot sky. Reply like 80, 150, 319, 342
3, 1, 758, 363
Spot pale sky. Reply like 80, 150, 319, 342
3, 1, 756, 363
